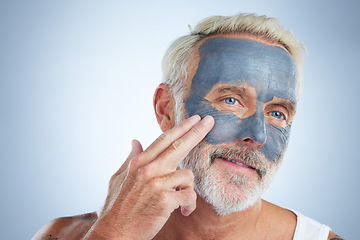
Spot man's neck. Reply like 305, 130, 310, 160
154, 196, 265, 240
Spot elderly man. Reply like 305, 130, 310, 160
33, 13, 343, 240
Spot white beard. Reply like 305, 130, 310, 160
178, 141, 281, 216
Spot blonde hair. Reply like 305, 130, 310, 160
162, 13, 306, 106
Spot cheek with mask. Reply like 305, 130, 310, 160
186, 100, 292, 161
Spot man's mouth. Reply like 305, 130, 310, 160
219, 157, 256, 170
210, 146, 267, 179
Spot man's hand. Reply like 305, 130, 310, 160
83, 115, 214, 240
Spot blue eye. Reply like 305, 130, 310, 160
224, 97, 236, 105
271, 111, 284, 119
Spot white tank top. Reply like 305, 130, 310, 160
292, 210, 331, 240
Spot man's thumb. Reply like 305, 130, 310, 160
115, 139, 143, 175
130, 139, 143, 158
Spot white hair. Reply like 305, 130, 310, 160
162, 13, 307, 113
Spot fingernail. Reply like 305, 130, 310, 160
201, 115, 213, 125
181, 206, 190, 216
189, 115, 201, 123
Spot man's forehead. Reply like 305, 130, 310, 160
187, 35, 298, 103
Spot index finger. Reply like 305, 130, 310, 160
153, 115, 214, 170
133, 115, 202, 168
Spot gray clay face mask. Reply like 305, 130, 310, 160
184, 37, 298, 161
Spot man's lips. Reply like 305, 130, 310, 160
219, 157, 256, 170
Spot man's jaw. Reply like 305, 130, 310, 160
179, 141, 279, 216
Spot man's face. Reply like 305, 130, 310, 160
185, 36, 298, 161
179, 35, 298, 215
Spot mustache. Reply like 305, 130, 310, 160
210, 146, 268, 179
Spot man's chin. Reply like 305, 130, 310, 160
199, 189, 261, 217
193, 172, 262, 216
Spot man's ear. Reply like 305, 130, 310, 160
153, 83, 176, 132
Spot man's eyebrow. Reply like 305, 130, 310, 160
216, 86, 247, 95
268, 98, 296, 112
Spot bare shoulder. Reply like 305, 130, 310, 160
261, 199, 297, 222
262, 201, 346, 240
32, 212, 98, 240
260, 200, 297, 239
327, 231, 346, 240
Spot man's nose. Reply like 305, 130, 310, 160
236, 113, 266, 148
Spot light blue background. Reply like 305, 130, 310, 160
1, 1, 359, 239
